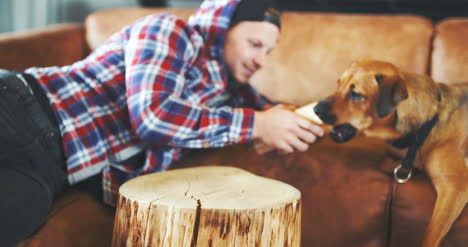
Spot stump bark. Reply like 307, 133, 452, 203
112, 166, 301, 246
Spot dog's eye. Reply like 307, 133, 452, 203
348, 90, 366, 101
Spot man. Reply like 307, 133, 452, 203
0, 0, 323, 244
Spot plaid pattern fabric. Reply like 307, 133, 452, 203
25, 0, 272, 206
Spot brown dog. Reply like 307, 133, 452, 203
314, 60, 468, 247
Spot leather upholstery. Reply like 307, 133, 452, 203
431, 18, 468, 84
251, 13, 433, 105
85, 9, 433, 105
0, 24, 88, 71
85, 7, 194, 50
173, 137, 391, 246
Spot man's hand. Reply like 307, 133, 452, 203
253, 104, 324, 154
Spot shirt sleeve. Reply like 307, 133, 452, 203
124, 14, 254, 148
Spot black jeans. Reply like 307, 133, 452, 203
0, 70, 68, 246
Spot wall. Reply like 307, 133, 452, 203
0, 0, 205, 34
0, 0, 139, 33
0, 0, 13, 33
281, 0, 468, 21
1, 0, 467, 33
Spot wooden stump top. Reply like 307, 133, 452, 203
113, 166, 302, 246
119, 166, 301, 210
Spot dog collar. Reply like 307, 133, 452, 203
393, 114, 438, 183
401, 114, 438, 170
393, 93, 441, 183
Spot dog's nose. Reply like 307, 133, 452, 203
314, 99, 331, 114
314, 99, 336, 124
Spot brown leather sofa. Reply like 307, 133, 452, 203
1, 7, 467, 247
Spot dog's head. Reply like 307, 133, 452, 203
315, 60, 408, 143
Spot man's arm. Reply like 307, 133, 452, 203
124, 15, 255, 148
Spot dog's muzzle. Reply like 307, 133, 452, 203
314, 99, 337, 124
314, 99, 356, 142
330, 124, 357, 143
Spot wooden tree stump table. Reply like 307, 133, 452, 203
112, 166, 301, 247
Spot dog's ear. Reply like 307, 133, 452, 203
375, 74, 408, 118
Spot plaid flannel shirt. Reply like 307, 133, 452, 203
25, 0, 272, 205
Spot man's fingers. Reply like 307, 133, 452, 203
294, 116, 323, 141
296, 116, 324, 137
293, 128, 317, 144
310, 124, 324, 137
294, 142, 309, 152
285, 135, 309, 152
277, 142, 294, 154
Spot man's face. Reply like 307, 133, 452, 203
223, 21, 279, 84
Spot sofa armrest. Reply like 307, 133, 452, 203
0, 23, 88, 71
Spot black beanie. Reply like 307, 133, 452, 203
230, 0, 282, 29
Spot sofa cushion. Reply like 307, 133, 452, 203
251, 12, 433, 105
173, 137, 392, 246
389, 172, 468, 247
431, 18, 468, 84
85, 8, 433, 106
